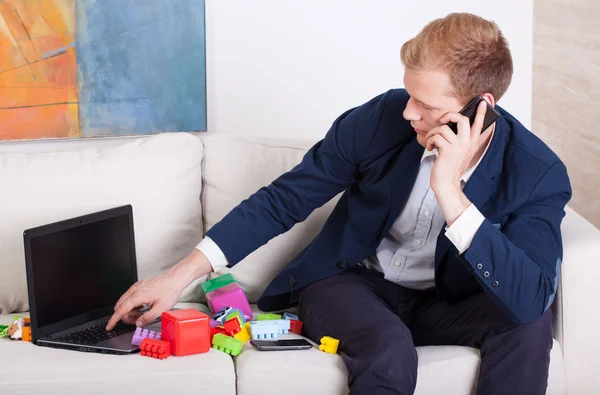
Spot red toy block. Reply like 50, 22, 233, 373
289, 319, 303, 335
140, 338, 171, 360
224, 317, 242, 336
162, 308, 210, 356
210, 326, 227, 343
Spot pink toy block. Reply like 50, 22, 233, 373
206, 282, 252, 319
132, 327, 161, 346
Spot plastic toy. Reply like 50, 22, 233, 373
256, 313, 282, 321
282, 312, 299, 320
249, 320, 279, 340
0, 325, 9, 338
206, 282, 252, 320
319, 336, 339, 354
21, 326, 31, 342
131, 327, 161, 346
213, 306, 234, 324
289, 319, 303, 335
210, 319, 219, 328
212, 333, 243, 356
225, 308, 246, 325
210, 326, 227, 344
273, 319, 290, 334
201, 273, 236, 295
8, 317, 24, 340
162, 308, 210, 356
234, 323, 251, 343
140, 338, 171, 360
224, 317, 242, 336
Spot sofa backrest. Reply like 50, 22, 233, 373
198, 133, 340, 303
0, 133, 206, 314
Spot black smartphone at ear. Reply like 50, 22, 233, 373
446, 96, 500, 134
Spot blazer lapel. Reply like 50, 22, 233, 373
382, 137, 425, 236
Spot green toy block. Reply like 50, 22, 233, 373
256, 313, 282, 321
0, 325, 9, 338
201, 273, 236, 295
212, 334, 243, 356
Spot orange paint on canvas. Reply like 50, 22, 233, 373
0, 104, 79, 140
0, 0, 78, 141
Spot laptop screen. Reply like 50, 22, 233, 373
28, 212, 135, 329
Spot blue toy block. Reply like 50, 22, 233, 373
225, 308, 246, 325
249, 321, 280, 340
282, 312, 298, 321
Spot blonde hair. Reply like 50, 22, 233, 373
401, 13, 513, 103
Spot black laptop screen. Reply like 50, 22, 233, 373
29, 214, 135, 328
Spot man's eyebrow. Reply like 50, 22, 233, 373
414, 98, 438, 109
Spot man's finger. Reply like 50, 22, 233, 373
471, 100, 488, 136
114, 282, 139, 312
136, 303, 165, 327
106, 293, 144, 331
426, 134, 449, 151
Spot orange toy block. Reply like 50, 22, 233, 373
162, 308, 210, 356
21, 326, 32, 342
140, 338, 171, 360
224, 317, 242, 336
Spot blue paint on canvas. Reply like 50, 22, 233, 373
75, 0, 206, 136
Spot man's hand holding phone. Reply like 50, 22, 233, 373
425, 99, 491, 227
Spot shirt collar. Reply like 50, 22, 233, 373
420, 128, 495, 183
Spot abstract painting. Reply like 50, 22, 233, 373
0, 0, 206, 141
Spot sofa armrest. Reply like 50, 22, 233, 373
559, 206, 600, 394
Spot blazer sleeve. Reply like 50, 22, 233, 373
204, 91, 392, 267
458, 161, 572, 324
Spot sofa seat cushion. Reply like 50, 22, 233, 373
235, 306, 567, 395
0, 304, 235, 395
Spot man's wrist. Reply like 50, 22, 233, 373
434, 182, 471, 227
168, 249, 212, 290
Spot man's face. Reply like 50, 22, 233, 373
403, 68, 465, 148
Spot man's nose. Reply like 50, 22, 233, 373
403, 98, 421, 122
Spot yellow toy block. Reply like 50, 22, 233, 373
318, 336, 339, 354
234, 324, 251, 343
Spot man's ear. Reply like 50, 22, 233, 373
481, 93, 496, 107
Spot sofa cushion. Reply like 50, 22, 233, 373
0, 133, 205, 314
0, 303, 235, 395
235, 332, 567, 395
199, 133, 339, 303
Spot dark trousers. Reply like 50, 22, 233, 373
297, 266, 553, 395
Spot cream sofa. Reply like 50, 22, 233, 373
0, 132, 598, 395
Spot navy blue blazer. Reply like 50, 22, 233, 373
206, 89, 572, 324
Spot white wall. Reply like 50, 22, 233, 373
0, 0, 533, 152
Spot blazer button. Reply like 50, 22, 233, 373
289, 275, 296, 288
337, 260, 349, 269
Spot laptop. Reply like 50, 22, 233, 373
23, 205, 159, 355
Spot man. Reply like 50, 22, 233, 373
107, 13, 571, 395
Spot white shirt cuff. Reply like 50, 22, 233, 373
444, 204, 485, 254
195, 236, 229, 272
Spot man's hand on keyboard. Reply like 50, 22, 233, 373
105, 249, 213, 331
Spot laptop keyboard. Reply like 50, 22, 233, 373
55, 320, 135, 345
